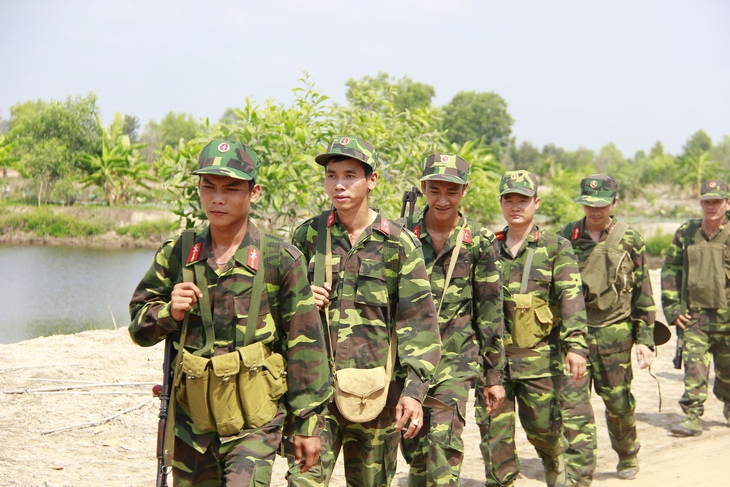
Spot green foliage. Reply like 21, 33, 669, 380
7, 93, 101, 204
345, 72, 435, 112
79, 112, 153, 206
442, 91, 514, 161
117, 218, 177, 240
644, 229, 673, 257
682, 129, 712, 157
675, 150, 721, 197
538, 167, 585, 226
0, 207, 108, 237
448, 139, 504, 224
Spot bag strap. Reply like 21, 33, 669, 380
606, 221, 629, 247
243, 239, 266, 347
519, 241, 537, 295
437, 225, 465, 317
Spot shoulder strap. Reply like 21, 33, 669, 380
520, 241, 537, 295
606, 221, 629, 247
437, 225, 465, 317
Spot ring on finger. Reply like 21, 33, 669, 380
412, 418, 420, 426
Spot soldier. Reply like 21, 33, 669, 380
474, 170, 588, 487
662, 179, 730, 436
558, 175, 656, 485
286, 136, 442, 487
400, 154, 505, 487
129, 140, 332, 485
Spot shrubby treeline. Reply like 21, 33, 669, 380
1, 72, 728, 235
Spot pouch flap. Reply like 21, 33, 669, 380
336, 367, 388, 397
210, 351, 240, 377
513, 293, 532, 309
181, 350, 210, 377
239, 341, 271, 369
534, 305, 554, 325
263, 352, 287, 380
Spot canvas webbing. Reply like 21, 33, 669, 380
519, 241, 537, 295
436, 225, 465, 318
605, 221, 629, 247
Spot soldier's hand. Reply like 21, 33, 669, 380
635, 344, 653, 369
395, 396, 423, 439
673, 312, 692, 330
293, 435, 321, 473
565, 351, 587, 381
482, 384, 505, 416
170, 282, 203, 321
311, 284, 331, 310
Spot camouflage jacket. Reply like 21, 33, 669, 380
661, 217, 730, 331
292, 210, 441, 402
129, 221, 332, 449
560, 217, 656, 354
402, 209, 505, 387
496, 225, 588, 379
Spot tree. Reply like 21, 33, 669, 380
442, 91, 514, 161
8, 93, 101, 204
507, 141, 541, 171
682, 130, 712, 157
79, 112, 152, 205
345, 72, 435, 112
140, 111, 204, 159
675, 150, 721, 197
122, 115, 141, 142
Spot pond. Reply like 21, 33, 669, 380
0, 245, 156, 344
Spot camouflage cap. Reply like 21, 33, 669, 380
700, 179, 729, 200
193, 140, 259, 181
575, 174, 618, 207
420, 153, 470, 184
314, 136, 378, 170
499, 170, 538, 197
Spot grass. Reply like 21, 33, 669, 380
0, 206, 112, 237
116, 218, 178, 240
645, 229, 674, 257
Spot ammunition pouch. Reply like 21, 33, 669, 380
504, 294, 556, 349
580, 245, 634, 327
333, 366, 390, 423
175, 342, 288, 435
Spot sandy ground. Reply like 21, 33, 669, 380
1, 271, 729, 487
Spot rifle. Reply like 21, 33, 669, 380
400, 186, 422, 218
672, 328, 684, 369
153, 337, 174, 487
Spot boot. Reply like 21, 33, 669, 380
541, 454, 566, 487
616, 455, 639, 480
670, 414, 702, 437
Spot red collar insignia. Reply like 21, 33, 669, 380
533, 230, 540, 241
247, 247, 260, 271
496, 231, 506, 241
413, 224, 421, 238
463, 228, 472, 244
380, 218, 391, 235
327, 210, 335, 228
571, 226, 580, 241
187, 243, 202, 264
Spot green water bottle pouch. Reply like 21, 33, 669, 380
506, 293, 555, 349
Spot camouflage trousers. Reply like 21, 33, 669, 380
560, 349, 639, 486
286, 402, 399, 487
475, 375, 566, 486
400, 379, 470, 487
679, 325, 730, 416
171, 406, 284, 486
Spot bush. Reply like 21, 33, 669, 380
645, 230, 673, 257
22, 207, 108, 237
117, 218, 177, 240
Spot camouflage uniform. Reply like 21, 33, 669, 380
559, 175, 656, 486
400, 154, 505, 487
661, 180, 730, 435
475, 171, 589, 487
129, 140, 332, 486
286, 137, 442, 487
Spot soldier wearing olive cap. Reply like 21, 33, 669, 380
399, 154, 505, 487
287, 136, 441, 487
474, 170, 588, 487
558, 174, 656, 485
662, 179, 730, 437
129, 140, 332, 485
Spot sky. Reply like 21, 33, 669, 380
1, 0, 728, 157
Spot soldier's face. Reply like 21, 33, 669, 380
582, 200, 616, 231
324, 158, 377, 213
700, 198, 728, 223
501, 193, 539, 227
422, 180, 467, 224
199, 174, 260, 228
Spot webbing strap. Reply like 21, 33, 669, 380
437, 225, 465, 318
519, 242, 537, 295
606, 221, 629, 247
